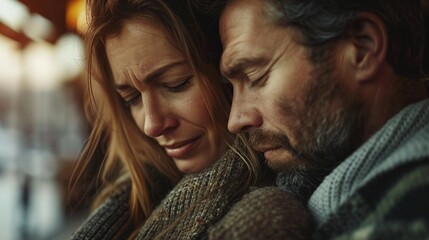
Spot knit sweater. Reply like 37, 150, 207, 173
135, 148, 249, 239
71, 183, 132, 240
137, 147, 314, 240
307, 99, 429, 239
71, 147, 254, 240
209, 187, 314, 240
73, 148, 315, 240
70, 165, 172, 240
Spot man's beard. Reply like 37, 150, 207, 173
249, 62, 364, 201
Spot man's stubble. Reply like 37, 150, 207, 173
249, 59, 365, 200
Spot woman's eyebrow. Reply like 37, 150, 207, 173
141, 60, 187, 83
114, 60, 187, 91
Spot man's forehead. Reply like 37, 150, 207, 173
219, 0, 263, 43
220, 0, 267, 73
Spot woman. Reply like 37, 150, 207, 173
70, 0, 264, 239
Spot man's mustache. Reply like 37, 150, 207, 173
247, 128, 302, 157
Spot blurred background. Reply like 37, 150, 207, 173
0, 0, 89, 239
0, 0, 428, 240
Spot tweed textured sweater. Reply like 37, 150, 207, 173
308, 99, 429, 239
209, 187, 314, 240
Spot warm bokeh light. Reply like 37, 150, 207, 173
0, 0, 29, 31
22, 42, 61, 91
55, 33, 85, 81
22, 13, 54, 41
0, 35, 23, 92
66, 0, 87, 34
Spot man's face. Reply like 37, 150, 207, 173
220, 0, 363, 181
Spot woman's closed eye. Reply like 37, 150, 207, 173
122, 77, 193, 107
165, 77, 193, 93
124, 93, 141, 107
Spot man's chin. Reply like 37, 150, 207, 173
275, 163, 328, 201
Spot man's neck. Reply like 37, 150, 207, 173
362, 75, 428, 142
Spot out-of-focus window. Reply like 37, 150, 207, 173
0, 1, 88, 239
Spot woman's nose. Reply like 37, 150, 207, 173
142, 94, 178, 138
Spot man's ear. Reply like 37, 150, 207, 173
346, 12, 388, 83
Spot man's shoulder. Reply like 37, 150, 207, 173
359, 158, 429, 204
315, 159, 429, 240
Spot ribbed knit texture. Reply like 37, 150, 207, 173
135, 148, 248, 240
71, 165, 172, 240
71, 183, 132, 240
308, 99, 429, 225
209, 187, 314, 240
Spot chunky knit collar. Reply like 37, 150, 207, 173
308, 99, 429, 225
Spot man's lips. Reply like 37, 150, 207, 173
254, 146, 283, 161
254, 145, 280, 153
162, 136, 201, 159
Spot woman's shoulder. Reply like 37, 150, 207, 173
71, 180, 132, 240
209, 187, 315, 240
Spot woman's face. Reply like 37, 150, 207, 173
105, 18, 227, 173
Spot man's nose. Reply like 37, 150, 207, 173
142, 95, 178, 138
228, 91, 262, 133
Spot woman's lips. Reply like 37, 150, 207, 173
163, 136, 201, 159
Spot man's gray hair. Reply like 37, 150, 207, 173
265, 0, 425, 79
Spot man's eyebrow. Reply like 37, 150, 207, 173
114, 60, 187, 91
222, 57, 267, 79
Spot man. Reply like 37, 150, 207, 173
219, 0, 429, 238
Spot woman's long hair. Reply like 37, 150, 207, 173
70, 0, 262, 232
